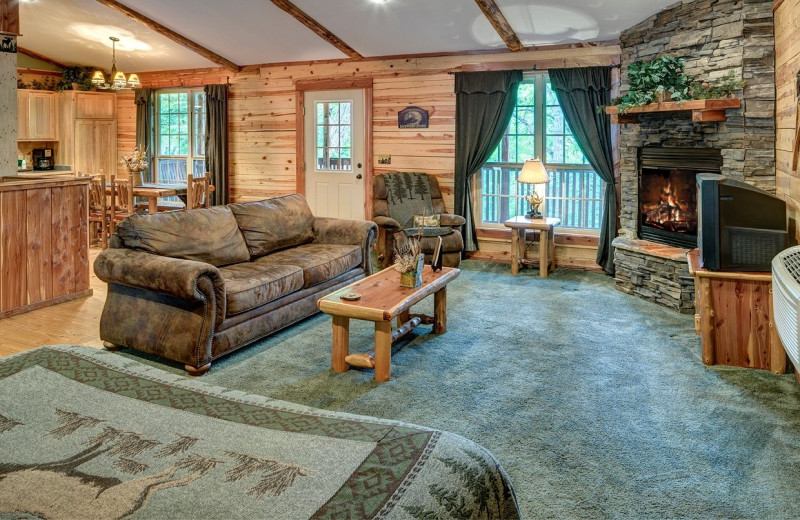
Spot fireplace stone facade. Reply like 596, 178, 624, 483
612, 0, 776, 313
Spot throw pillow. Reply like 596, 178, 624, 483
413, 214, 441, 228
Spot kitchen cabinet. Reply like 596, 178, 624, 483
18, 90, 57, 141
59, 92, 117, 177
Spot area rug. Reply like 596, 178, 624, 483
113, 260, 800, 519
0, 346, 519, 519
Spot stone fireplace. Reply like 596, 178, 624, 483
612, 0, 776, 313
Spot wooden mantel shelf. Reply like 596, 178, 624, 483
605, 98, 741, 124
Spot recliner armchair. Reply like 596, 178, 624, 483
372, 173, 465, 268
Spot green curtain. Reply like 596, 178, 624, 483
204, 84, 228, 206
548, 67, 617, 275
134, 88, 154, 182
454, 70, 523, 251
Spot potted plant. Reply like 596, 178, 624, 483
612, 55, 692, 113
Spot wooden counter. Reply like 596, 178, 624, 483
687, 249, 786, 374
0, 176, 92, 318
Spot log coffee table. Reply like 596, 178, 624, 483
317, 265, 460, 382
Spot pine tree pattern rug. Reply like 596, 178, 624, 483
0, 346, 519, 520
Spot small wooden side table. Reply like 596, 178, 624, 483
504, 216, 561, 278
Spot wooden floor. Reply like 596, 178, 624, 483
0, 248, 106, 358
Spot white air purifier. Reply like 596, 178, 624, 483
772, 246, 800, 369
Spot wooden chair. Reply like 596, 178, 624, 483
110, 175, 135, 234
87, 175, 109, 248
186, 173, 211, 209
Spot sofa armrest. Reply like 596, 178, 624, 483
440, 213, 466, 228
372, 215, 402, 229
312, 217, 378, 275
94, 248, 226, 322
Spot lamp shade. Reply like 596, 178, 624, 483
518, 158, 550, 185
126, 73, 141, 88
91, 70, 106, 84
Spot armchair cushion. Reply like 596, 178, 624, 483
115, 206, 250, 267
229, 194, 315, 258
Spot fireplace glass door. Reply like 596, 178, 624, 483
637, 147, 721, 249
639, 168, 698, 248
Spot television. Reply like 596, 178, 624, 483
696, 173, 787, 272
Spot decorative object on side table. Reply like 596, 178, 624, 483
394, 233, 425, 287
122, 146, 148, 186
517, 158, 550, 219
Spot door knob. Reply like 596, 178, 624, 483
356, 174, 363, 179
357, 163, 362, 168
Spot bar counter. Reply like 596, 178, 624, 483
0, 175, 92, 318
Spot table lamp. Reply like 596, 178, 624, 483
518, 158, 550, 219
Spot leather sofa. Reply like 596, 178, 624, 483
94, 194, 376, 375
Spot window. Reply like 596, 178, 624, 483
479, 73, 604, 231
155, 90, 206, 182
315, 100, 352, 171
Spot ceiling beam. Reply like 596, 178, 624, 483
1, 0, 19, 35
473, 0, 523, 52
94, 0, 240, 71
270, 0, 362, 60
18, 47, 67, 69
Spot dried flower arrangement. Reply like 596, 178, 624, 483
394, 234, 423, 274
122, 146, 148, 173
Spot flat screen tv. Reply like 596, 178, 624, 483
697, 173, 787, 272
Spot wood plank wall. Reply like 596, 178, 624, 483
774, 1, 800, 241
127, 45, 619, 269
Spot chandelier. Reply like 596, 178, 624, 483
91, 36, 140, 90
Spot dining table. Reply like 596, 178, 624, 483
130, 182, 215, 214
132, 182, 187, 214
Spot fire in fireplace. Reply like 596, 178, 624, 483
638, 148, 721, 248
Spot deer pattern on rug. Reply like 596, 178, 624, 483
0, 408, 314, 520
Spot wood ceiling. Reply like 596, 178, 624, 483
16, 0, 674, 72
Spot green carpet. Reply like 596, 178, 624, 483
121, 260, 800, 519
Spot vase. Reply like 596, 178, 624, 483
127, 168, 146, 187
654, 90, 672, 103
399, 254, 425, 288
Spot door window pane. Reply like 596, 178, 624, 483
315, 101, 353, 171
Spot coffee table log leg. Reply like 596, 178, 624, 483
433, 288, 447, 334
374, 321, 392, 382
398, 309, 410, 329
332, 315, 350, 373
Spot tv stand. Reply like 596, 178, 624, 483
687, 250, 787, 374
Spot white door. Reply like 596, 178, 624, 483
303, 89, 365, 219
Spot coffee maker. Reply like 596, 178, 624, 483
32, 148, 55, 170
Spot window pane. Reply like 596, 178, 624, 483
480, 75, 602, 229
315, 100, 352, 171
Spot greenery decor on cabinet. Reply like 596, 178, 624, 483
59, 66, 95, 91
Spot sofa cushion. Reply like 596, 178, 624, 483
116, 207, 250, 267
254, 244, 362, 288
229, 195, 315, 258
219, 263, 304, 316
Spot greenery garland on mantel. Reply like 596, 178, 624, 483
610, 55, 746, 114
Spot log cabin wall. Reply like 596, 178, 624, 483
125, 46, 620, 270
774, 0, 800, 242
